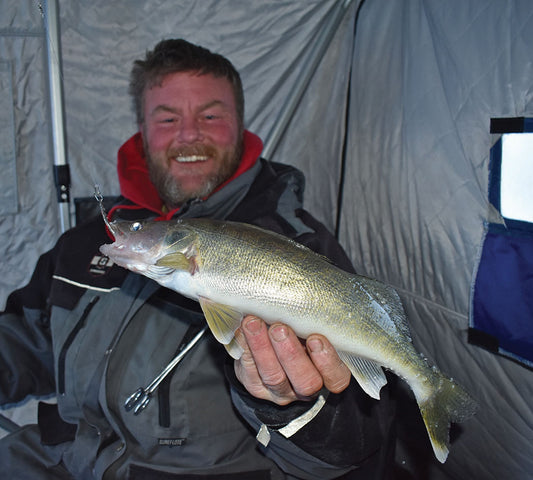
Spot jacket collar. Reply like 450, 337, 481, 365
116, 130, 263, 217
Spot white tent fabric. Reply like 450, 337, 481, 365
1, 1, 532, 479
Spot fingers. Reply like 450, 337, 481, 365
267, 323, 324, 399
234, 316, 351, 405
235, 316, 302, 404
306, 334, 352, 393
233, 323, 262, 392
234, 316, 296, 403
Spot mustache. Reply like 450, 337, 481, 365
169, 144, 218, 158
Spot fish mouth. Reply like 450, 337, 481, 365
99, 242, 127, 263
99, 242, 154, 272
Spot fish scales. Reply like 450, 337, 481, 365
99, 215, 477, 464
191, 221, 352, 329
199, 222, 393, 330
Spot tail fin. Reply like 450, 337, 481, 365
417, 372, 478, 463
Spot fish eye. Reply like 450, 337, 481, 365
130, 222, 143, 232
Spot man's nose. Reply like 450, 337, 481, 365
177, 117, 202, 143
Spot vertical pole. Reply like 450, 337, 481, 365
43, 0, 71, 232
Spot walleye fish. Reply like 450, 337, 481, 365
99, 212, 477, 463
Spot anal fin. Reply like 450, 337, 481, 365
338, 351, 387, 399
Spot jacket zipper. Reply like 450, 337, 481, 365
57, 296, 100, 395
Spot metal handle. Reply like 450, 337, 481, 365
124, 326, 207, 414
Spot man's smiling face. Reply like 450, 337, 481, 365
141, 70, 242, 209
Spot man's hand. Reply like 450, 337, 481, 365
234, 315, 351, 405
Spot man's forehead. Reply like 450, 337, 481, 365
148, 70, 231, 90
144, 71, 235, 104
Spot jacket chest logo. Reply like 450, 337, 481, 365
89, 254, 115, 276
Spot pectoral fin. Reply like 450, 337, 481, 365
198, 296, 243, 356
156, 252, 191, 270
338, 351, 387, 399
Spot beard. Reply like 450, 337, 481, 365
144, 139, 243, 210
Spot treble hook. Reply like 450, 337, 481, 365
94, 184, 118, 238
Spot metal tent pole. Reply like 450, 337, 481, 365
43, 0, 71, 232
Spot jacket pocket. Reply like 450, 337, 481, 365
57, 295, 100, 394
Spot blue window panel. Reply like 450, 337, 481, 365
471, 225, 533, 366
469, 118, 533, 368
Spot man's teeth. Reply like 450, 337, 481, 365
175, 155, 208, 163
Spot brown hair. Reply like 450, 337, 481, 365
129, 39, 244, 128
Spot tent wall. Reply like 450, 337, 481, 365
0, 2, 61, 305
341, 1, 533, 479
1, 1, 532, 479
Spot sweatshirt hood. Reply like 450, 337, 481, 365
116, 130, 263, 216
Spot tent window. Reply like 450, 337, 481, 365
469, 117, 533, 368
500, 133, 533, 223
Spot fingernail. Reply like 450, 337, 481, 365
244, 317, 261, 334
307, 338, 323, 353
270, 324, 288, 342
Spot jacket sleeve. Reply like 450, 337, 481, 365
227, 210, 397, 478
0, 250, 57, 405
227, 362, 396, 479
